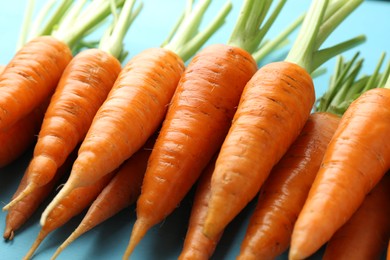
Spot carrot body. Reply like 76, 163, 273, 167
0, 99, 48, 167
0, 36, 72, 130
237, 112, 340, 260
387, 241, 390, 260
178, 156, 223, 260
23, 172, 115, 260
0, 65, 4, 74
290, 88, 390, 260
126, 44, 257, 255
40, 47, 185, 225
3, 150, 76, 240
323, 173, 390, 260
51, 136, 155, 259
4, 48, 121, 210
203, 61, 315, 238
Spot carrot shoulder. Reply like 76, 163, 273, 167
237, 112, 340, 260
203, 0, 364, 239
323, 173, 390, 260
0, 36, 72, 130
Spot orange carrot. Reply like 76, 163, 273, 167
0, 36, 72, 130
0, 99, 48, 168
323, 173, 390, 260
387, 241, 390, 260
51, 136, 155, 259
40, 0, 232, 228
124, 0, 290, 256
3, 149, 76, 240
203, 0, 364, 240
237, 112, 340, 260
23, 172, 115, 260
178, 156, 223, 260
2, 0, 141, 210
0, 65, 4, 74
0, 0, 126, 131
289, 86, 390, 259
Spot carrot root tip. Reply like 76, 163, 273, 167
2, 184, 36, 211
123, 219, 152, 259
3, 229, 14, 241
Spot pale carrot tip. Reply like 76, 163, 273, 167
40, 183, 74, 226
3, 228, 14, 240
51, 227, 81, 260
2, 184, 36, 211
123, 219, 152, 260
23, 231, 46, 260
288, 247, 304, 260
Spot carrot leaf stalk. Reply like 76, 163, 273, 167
286, 0, 365, 73
163, 0, 233, 62
16, 0, 36, 50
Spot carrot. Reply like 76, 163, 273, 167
3, 149, 77, 240
0, 99, 48, 168
0, 0, 125, 131
50, 135, 155, 259
202, 0, 365, 240
2, 0, 140, 211
40, 0, 233, 229
322, 173, 390, 260
124, 0, 293, 256
22, 172, 115, 260
289, 70, 390, 259
387, 241, 390, 260
236, 112, 340, 260
0, 65, 4, 74
177, 155, 223, 260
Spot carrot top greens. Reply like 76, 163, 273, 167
163, 0, 232, 62
316, 52, 390, 115
285, 0, 365, 73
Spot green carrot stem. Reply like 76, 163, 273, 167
99, 0, 142, 59
378, 60, 390, 88
163, 0, 232, 62
252, 13, 304, 63
228, 0, 287, 54
285, 0, 328, 72
52, 0, 125, 48
362, 52, 386, 91
17, 0, 35, 50
311, 34, 366, 71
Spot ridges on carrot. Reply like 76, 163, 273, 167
2, 0, 141, 211
202, 0, 365, 241
39, 0, 232, 233
124, 0, 290, 257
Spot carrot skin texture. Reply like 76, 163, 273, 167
323, 173, 390, 260
290, 88, 390, 260
0, 99, 48, 167
65, 48, 184, 189
178, 157, 223, 260
25, 48, 121, 187
23, 172, 114, 260
203, 61, 315, 239
237, 112, 340, 260
126, 44, 257, 256
51, 136, 155, 258
0, 36, 72, 130
3, 151, 76, 240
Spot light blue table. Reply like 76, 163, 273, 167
0, 1, 389, 259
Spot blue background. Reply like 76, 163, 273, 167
0, 1, 389, 259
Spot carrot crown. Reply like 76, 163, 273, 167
316, 52, 390, 115
98, 0, 143, 61
285, 0, 366, 73
227, 0, 287, 56
162, 0, 232, 62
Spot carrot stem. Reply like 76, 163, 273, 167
252, 13, 304, 63
164, 0, 232, 62
99, 0, 142, 59
52, 0, 125, 47
362, 52, 386, 91
285, 0, 328, 72
311, 34, 366, 71
227, 0, 286, 54
16, 0, 35, 50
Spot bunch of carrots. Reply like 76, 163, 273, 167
1, 0, 390, 259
